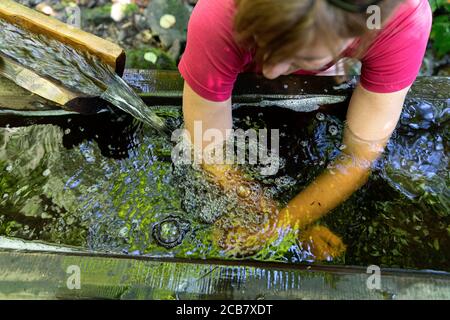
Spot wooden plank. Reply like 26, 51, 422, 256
122, 70, 450, 103
0, 75, 61, 111
1, 71, 449, 113
0, 54, 80, 107
1, 249, 450, 300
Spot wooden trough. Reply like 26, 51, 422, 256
0, 69, 449, 299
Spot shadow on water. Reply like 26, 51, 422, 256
0, 96, 448, 271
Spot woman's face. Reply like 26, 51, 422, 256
262, 38, 354, 79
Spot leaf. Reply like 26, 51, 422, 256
429, 0, 450, 12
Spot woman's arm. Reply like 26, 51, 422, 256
277, 84, 410, 229
182, 80, 236, 174
183, 81, 232, 151
183, 81, 268, 191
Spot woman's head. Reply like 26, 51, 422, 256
234, 0, 405, 79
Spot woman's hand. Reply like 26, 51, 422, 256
299, 225, 346, 261
203, 163, 281, 256
213, 214, 279, 257
214, 210, 346, 261
206, 164, 346, 260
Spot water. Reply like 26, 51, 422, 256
0, 98, 448, 270
0, 18, 168, 135
0, 16, 448, 271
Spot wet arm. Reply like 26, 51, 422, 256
277, 84, 410, 230
182, 81, 236, 182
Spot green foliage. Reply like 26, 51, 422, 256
429, 0, 450, 57
123, 3, 139, 16
429, 0, 450, 12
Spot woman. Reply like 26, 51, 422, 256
178, 0, 432, 258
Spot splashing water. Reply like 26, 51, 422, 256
0, 98, 449, 269
0, 15, 448, 268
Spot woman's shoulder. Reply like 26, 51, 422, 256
187, 0, 250, 60
364, 0, 432, 59
179, 0, 250, 102
359, 0, 432, 93
189, 0, 237, 30
382, 0, 432, 37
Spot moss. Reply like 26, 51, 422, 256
125, 48, 177, 70
81, 4, 139, 25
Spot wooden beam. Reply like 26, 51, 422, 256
0, 71, 449, 113
0, 249, 450, 299
0, 74, 60, 111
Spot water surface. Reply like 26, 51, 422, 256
0, 99, 448, 271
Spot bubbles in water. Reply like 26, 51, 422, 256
328, 125, 338, 136
236, 184, 252, 198
401, 100, 437, 130
316, 112, 325, 121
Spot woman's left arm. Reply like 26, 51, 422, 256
277, 84, 410, 229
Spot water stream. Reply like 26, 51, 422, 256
0, 18, 168, 135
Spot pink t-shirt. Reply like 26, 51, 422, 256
179, 0, 432, 102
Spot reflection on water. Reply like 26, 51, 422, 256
0, 99, 449, 270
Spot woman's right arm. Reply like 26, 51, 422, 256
183, 80, 345, 258
182, 81, 232, 151
182, 81, 238, 183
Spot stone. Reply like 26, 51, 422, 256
145, 0, 191, 48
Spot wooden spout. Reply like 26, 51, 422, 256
0, 0, 125, 76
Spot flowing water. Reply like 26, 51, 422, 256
0, 18, 168, 135
0, 97, 448, 270
0, 17, 448, 271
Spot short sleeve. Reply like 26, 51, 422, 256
178, 0, 249, 102
360, 0, 432, 93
